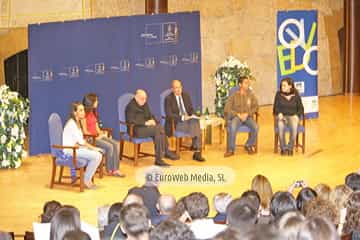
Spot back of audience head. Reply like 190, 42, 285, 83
184, 192, 209, 220
314, 183, 331, 201
108, 202, 123, 224
241, 190, 261, 211
0, 232, 12, 240
296, 187, 317, 212
150, 219, 195, 240
213, 192, 232, 214
237, 224, 286, 240
120, 203, 150, 239
123, 193, 144, 206
297, 216, 340, 240
343, 191, 360, 234
329, 184, 353, 211
226, 198, 257, 230
41, 200, 62, 223
270, 191, 297, 220
276, 211, 305, 240
303, 198, 339, 225
251, 174, 273, 210
157, 194, 176, 215
345, 173, 360, 191
50, 207, 81, 240
62, 229, 91, 240
213, 228, 243, 240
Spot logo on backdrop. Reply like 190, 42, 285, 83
181, 52, 199, 64
135, 57, 156, 69
84, 63, 105, 74
32, 69, 54, 81
160, 55, 178, 66
142, 22, 179, 45
58, 66, 80, 78
110, 59, 131, 72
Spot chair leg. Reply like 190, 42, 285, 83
255, 136, 258, 153
302, 132, 306, 154
50, 158, 56, 188
295, 133, 299, 152
119, 140, 124, 160
175, 138, 180, 156
79, 168, 84, 192
58, 166, 64, 183
99, 154, 104, 178
219, 123, 223, 144
274, 133, 279, 153
133, 144, 139, 166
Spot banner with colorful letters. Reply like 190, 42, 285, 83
277, 10, 318, 119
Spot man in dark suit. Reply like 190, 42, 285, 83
164, 80, 205, 162
125, 89, 179, 166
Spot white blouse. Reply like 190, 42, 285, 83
62, 118, 85, 154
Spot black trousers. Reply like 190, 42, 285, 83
134, 125, 169, 162
176, 118, 201, 150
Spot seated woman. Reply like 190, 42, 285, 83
82, 93, 125, 177
63, 102, 102, 189
273, 77, 304, 156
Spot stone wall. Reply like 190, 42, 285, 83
0, 0, 343, 110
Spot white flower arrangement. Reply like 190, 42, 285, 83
214, 56, 253, 116
0, 85, 30, 168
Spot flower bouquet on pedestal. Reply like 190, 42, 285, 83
214, 56, 253, 117
0, 85, 30, 168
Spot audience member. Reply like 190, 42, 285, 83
270, 191, 297, 220
276, 211, 305, 240
314, 183, 332, 201
150, 219, 195, 240
151, 194, 176, 225
185, 192, 226, 239
119, 203, 150, 240
213, 192, 232, 224
50, 207, 81, 240
40, 200, 61, 223
297, 216, 340, 240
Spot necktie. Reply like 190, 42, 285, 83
178, 96, 187, 116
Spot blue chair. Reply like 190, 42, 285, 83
118, 93, 154, 166
225, 86, 259, 153
160, 89, 194, 155
48, 113, 87, 192
274, 114, 306, 154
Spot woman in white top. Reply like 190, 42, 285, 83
63, 102, 102, 189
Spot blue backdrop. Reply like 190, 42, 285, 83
29, 12, 202, 155
277, 10, 318, 118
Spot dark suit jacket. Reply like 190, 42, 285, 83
128, 185, 160, 218
125, 98, 155, 136
164, 91, 194, 136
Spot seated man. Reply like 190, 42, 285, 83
164, 79, 205, 162
151, 194, 176, 225
224, 76, 259, 157
125, 89, 179, 166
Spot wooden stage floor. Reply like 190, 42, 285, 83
1, 95, 360, 234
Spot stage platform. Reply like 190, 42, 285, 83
1, 95, 359, 234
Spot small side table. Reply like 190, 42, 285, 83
199, 115, 224, 150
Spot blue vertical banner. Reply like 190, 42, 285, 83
277, 10, 318, 118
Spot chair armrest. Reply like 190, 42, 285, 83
51, 145, 80, 168
101, 127, 113, 137
163, 116, 176, 136
83, 134, 97, 145
120, 121, 135, 139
